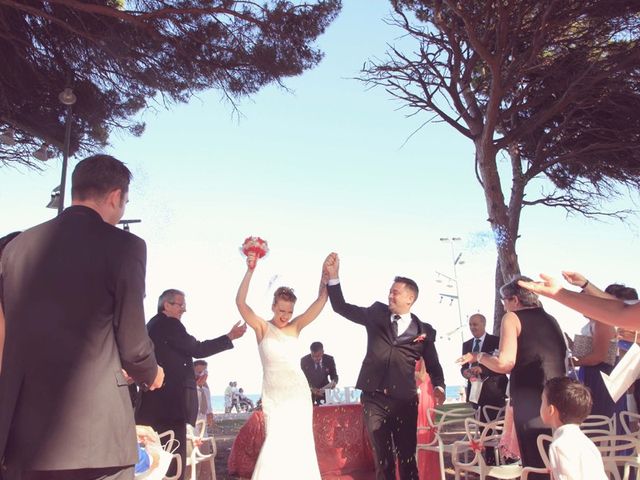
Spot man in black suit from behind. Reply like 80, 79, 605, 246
0, 155, 164, 480
460, 313, 507, 417
135, 289, 247, 480
323, 253, 445, 480
300, 341, 339, 405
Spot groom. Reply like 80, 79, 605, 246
323, 253, 445, 480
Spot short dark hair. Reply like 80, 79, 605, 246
544, 377, 592, 425
500, 275, 541, 308
71, 154, 132, 201
605, 283, 638, 301
310, 341, 323, 352
273, 286, 297, 305
394, 276, 419, 301
157, 289, 185, 313
193, 360, 208, 367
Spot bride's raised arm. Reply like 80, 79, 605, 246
292, 268, 329, 334
236, 253, 268, 341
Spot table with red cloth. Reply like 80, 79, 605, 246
227, 403, 375, 479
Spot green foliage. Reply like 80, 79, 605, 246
0, 0, 341, 168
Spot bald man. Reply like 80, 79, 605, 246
460, 314, 508, 417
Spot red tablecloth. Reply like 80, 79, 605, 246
228, 403, 375, 479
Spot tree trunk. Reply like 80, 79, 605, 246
493, 260, 505, 334
474, 139, 522, 326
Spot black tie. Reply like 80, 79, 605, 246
392, 314, 400, 337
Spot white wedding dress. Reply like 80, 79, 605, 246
252, 322, 321, 479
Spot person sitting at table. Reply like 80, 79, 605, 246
300, 341, 339, 405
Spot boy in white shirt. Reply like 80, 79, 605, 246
540, 377, 607, 480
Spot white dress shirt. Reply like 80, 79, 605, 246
549, 424, 607, 480
391, 312, 412, 336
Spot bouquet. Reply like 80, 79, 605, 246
240, 236, 269, 268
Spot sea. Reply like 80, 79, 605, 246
210, 385, 464, 413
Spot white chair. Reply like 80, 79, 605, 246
186, 419, 217, 480
589, 434, 639, 480
520, 434, 552, 479
451, 417, 523, 480
158, 430, 182, 480
620, 411, 640, 438
418, 406, 477, 480
580, 414, 617, 439
481, 405, 506, 423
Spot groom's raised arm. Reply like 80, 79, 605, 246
327, 282, 369, 326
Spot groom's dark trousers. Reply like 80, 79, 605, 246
328, 283, 445, 480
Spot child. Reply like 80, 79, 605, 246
540, 377, 607, 480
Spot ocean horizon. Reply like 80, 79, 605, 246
210, 385, 464, 413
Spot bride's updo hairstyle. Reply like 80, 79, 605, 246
273, 286, 297, 305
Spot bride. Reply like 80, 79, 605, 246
236, 252, 327, 479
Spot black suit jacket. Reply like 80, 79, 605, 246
300, 353, 339, 389
135, 313, 233, 426
461, 333, 508, 407
0, 206, 158, 471
328, 283, 445, 399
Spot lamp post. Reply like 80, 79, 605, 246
439, 236, 465, 343
57, 87, 76, 215
117, 219, 141, 232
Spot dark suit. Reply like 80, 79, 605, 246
135, 313, 233, 480
328, 283, 445, 480
0, 206, 158, 479
461, 334, 508, 414
300, 353, 339, 404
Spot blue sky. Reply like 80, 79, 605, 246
2, 1, 640, 395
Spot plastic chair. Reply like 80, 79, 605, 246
589, 434, 639, 480
186, 419, 217, 480
481, 405, 506, 423
451, 417, 523, 480
158, 430, 182, 480
417, 406, 477, 480
519, 434, 552, 480
580, 414, 616, 439
620, 411, 640, 438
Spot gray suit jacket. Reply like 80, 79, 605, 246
0, 206, 158, 472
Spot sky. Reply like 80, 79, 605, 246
2, 1, 640, 396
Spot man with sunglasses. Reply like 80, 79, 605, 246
135, 289, 247, 480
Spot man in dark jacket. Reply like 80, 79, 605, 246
460, 313, 507, 416
300, 341, 339, 404
135, 289, 246, 479
323, 253, 445, 480
0, 154, 164, 480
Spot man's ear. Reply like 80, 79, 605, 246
105, 188, 122, 208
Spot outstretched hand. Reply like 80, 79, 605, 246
518, 274, 562, 298
323, 252, 339, 279
227, 320, 248, 340
561, 271, 587, 288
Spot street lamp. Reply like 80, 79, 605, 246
57, 87, 77, 215
438, 236, 465, 343
118, 219, 141, 232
